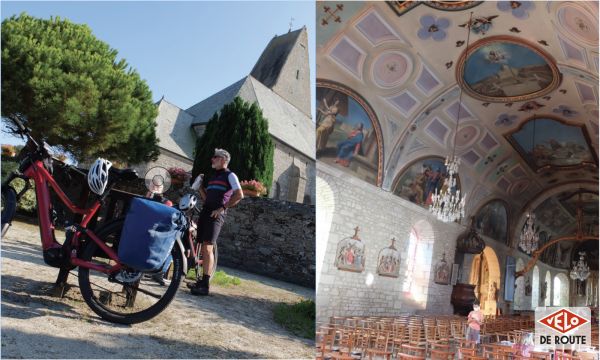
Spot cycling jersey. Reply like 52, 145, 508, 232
204, 169, 240, 210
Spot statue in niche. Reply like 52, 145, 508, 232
525, 276, 532, 296
540, 281, 548, 301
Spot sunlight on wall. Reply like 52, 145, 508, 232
316, 177, 335, 292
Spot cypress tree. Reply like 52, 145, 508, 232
192, 96, 274, 193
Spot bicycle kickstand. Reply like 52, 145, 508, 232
48, 267, 71, 298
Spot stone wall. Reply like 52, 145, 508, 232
272, 140, 316, 205
316, 163, 464, 323
218, 196, 315, 288
132, 148, 193, 179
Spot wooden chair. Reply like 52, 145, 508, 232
462, 355, 487, 360
400, 344, 427, 357
316, 332, 335, 360
529, 351, 552, 360
458, 339, 477, 349
555, 350, 580, 360
487, 351, 510, 360
437, 323, 451, 343
366, 330, 392, 360
408, 325, 427, 348
398, 353, 425, 360
429, 349, 454, 360
429, 341, 451, 352
458, 347, 477, 358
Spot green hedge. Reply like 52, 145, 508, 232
1, 158, 37, 214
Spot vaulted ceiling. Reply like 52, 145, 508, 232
317, 1, 599, 262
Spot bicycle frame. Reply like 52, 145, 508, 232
22, 159, 123, 274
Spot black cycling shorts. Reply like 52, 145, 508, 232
197, 209, 225, 245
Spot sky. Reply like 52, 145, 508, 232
1, 1, 316, 145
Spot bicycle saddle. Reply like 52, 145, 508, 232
109, 167, 138, 181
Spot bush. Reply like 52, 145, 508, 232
273, 299, 315, 339
192, 97, 274, 194
1, 158, 36, 214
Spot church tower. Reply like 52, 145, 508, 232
250, 26, 311, 117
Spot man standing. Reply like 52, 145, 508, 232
190, 148, 243, 295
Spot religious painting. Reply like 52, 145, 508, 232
534, 196, 572, 234
506, 116, 597, 172
316, 80, 383, 186
335, 227, 366, 273
504, 256, 516, 301
377, 238, 400, 278
393, 157, 461, 209
457, 36, 560, 103
474, 200, 508, 245
434, 253, 451, 285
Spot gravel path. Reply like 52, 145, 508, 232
1, 220, 314, 359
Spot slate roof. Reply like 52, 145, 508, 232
186, 76, 314, 160
154, 99, 196, 159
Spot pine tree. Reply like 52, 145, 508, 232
192, 97, 274, 193
1, 13, 159, 163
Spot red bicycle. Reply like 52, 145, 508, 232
1, 119, 186, 324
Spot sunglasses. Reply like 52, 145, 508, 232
212, 156, 223, 159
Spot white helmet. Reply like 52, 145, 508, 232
179, 193, 198, 211
88, 158, 112, 195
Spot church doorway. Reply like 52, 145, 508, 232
469, 246, 501, 315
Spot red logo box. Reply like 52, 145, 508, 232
538, 309, 589, 334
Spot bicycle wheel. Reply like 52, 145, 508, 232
1, 186, 17, 237
78, 220, 183, 324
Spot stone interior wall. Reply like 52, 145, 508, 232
316, 163, 464, 323
218, 197, 315, 288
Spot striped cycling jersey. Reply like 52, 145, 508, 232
204, 169, 239, 210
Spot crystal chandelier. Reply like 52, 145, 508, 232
430, 156, 466, 222
429, 12, 472, 223
519, 213, 539, 254
570, 252, 590, 281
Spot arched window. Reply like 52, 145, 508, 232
532, 266, 540, 309
553, 273, 569, 306
402, 227, 433, 299
553, 275, 562, 306
402, 229, 419, 292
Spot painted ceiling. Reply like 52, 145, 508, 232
316, 1, 599, 261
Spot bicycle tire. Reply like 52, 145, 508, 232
1, 186, 17, 237
78, 219, 183, 324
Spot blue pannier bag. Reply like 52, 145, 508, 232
118, 197, 187, 272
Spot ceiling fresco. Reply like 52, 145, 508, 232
457, 36, 561, 102
505, 116, 597, 172
316, 1, 599, 266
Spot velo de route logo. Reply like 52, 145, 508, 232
535, 307, 592, 349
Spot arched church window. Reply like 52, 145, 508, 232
402, 228, 432, 292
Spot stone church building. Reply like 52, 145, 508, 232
135, 27, 315, 204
